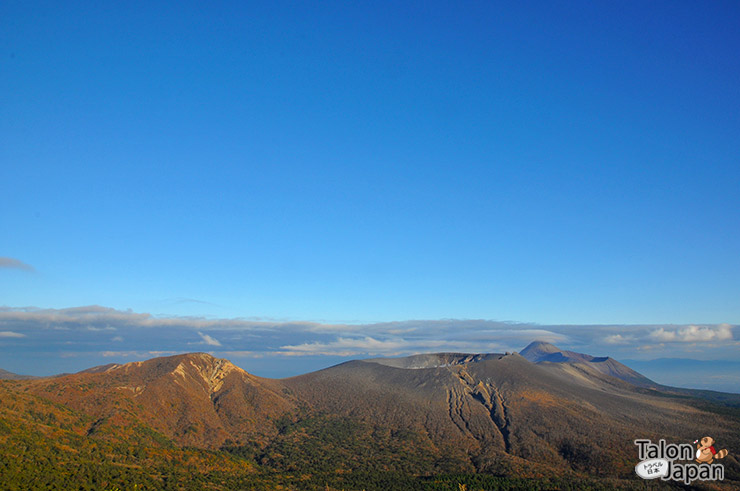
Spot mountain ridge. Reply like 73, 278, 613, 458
519, 340, 658, 387
3, 346, 740, 487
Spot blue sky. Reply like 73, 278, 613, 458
2, 2, 739, 382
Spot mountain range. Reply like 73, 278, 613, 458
1, 341, 739, 489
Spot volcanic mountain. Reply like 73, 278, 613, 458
519, 340, 657, 387
3, 346, 740, 488
282, 350, 740, 477
23, 352, 296, 448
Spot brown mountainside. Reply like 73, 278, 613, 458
5, 348, 740, 484
24, 352, 295, 448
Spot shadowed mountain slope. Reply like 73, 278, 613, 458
520, 341, 740, 405
520, 341, 657, 387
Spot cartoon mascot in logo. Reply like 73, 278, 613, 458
694, 436, 728, 464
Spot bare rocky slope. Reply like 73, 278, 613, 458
520, 340, 657, 387
24, 352, 296, 448
284, 350, 740, 478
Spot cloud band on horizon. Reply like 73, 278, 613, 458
0, 306, 736, 366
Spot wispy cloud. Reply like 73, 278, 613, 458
0, 331, 25, 338
279, 337, 410, 357
0, 305, 317, 331
198, 331, 222, 346
162, 297, 222, 307
102, 350, 177, 358
0, 257, 35, 272
221, 350, 263, 358
277, 336, 505, 357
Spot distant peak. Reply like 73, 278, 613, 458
521, 340, 561, 353
519, 341, 566, 363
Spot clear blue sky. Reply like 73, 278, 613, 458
2, 0, 740, 326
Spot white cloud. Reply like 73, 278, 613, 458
604, 334, 632, 345
148, 350, 178, 356
650, 328, 676, 342
468, 328, 567, 344
280, 337, 405, 356
277, 336, 505, 357
112, 336, 124, 342
198, 331, 222, 346
650, 324, 734, 343
0, 331, 25, 338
